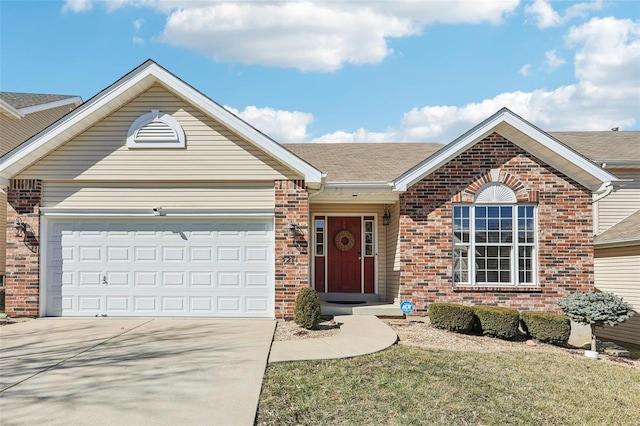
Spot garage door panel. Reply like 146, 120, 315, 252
45, 218, 274, 317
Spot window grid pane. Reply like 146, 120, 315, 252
364, 220, 374, 257
453, 202, 536, 287
315, 219, 324, 257
453, 206, 471, 284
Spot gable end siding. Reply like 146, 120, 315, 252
396, 133, 594, 313
16, 85, 299, 181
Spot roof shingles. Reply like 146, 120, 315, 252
0, 92, 78, 109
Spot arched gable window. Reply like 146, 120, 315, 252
127, 109, 185, 148
453, 183, 536, 286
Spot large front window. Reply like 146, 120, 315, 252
453, 203, 536, 286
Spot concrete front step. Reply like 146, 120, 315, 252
321, 301, 403, 317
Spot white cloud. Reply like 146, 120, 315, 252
225, 105, 314, 143
525, 0, 562, 28
544, 50, 566, 69
132, 36, 145, 45
62, 0, 519, 72
519, 64, 531, 76
525, 0, 604, 29
302, 17, 639, 142
133, 19, 144, 31
62, 0, 92, 13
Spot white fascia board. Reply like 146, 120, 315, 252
393, 111, 502, 191
146, 64, 323, 184
1, 65, 156, 178
499, 113, 620, 187
0, 98, 24, 119
595, 238, 640, 248
393, 108, 621, 192
1, 61, 322, 185
18, 96, 82, 115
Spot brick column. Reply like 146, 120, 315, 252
274, 180, 309, 319
6, 179, 42, 317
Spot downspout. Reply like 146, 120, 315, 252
308, 173, 327, 199
591, 181, 614, 236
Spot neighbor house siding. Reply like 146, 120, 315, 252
16, 84, 299, 181
594, 245, 640, 345
309, 203, 388, 300
594, 169, 640, 234
0, 105, 75, 156
42, 182, 275, 210
398, 133, 594, 315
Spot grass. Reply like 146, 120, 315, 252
257, 345, 640, 425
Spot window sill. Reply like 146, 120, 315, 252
453, 286, 542, 293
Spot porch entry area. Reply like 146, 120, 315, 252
313, 215, 375, 294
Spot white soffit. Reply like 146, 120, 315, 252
393, 108, 622, 192
0, 61, 322, 185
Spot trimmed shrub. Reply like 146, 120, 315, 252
294, 287, 322, 330
428, 303, 475, 333
473, 306, 520, 339
520, 311, 570, 345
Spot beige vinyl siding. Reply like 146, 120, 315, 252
385, 201, 401, 304
1, 105, 75, 156
310, 203, 388, 300
43, 182, 274, 210
17, 84, 298, 181
595, 168, 640, 234
594, 245, 640, 345
0, 191, 5, 276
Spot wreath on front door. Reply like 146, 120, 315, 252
334, 230, 356, 252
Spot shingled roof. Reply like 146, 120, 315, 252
0, 92, 79, 109
595, 210, 640, 246
284, 142, 444, 182
550, 131, 640, 163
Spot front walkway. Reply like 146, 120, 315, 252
268, 315, 398, 363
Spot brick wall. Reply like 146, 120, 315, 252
398, 133, 594, 314
274, 180, 310, 319
5, 179, 42, 317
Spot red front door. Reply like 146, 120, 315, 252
328, 216, 361, 292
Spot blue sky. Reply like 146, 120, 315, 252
1, 0, 639, 144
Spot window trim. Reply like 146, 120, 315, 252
453, 202, 538, 287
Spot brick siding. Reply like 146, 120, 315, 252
5, 179, 42, 317
398, 133, 594, 314
274, 180, 310, 319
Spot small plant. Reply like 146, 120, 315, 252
294, 287, 322, 330
520, 311, 570, 345
557, 291, 634, 352
473, 306, 520, 339
428, 303, 475, 332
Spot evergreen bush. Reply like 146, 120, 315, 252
520, 311, 570, 345
428, 303, 475, 332
557, 291, 634, 352
294, 287, 322, 330
473, 306, 520, 339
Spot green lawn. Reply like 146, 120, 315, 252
257, 345, 640, 425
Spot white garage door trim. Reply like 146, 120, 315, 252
40, 215, 275, 318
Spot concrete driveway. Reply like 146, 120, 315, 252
0, 318, 275, 426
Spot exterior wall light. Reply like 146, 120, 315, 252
383, 208, 391, 226
286, 223, 302, 236
11, 217, 27, 237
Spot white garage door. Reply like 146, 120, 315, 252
44, 218, 274, 317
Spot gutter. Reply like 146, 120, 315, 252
595, 238, 640, 249
592, 182, 614, 203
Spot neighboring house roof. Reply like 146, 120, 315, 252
0, 92, 80, 110
284, 143, 443, 182
595, 210, 640, 247
393, 108, 622, 192
551, 131, 640, 165
0, 60, 323, 186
